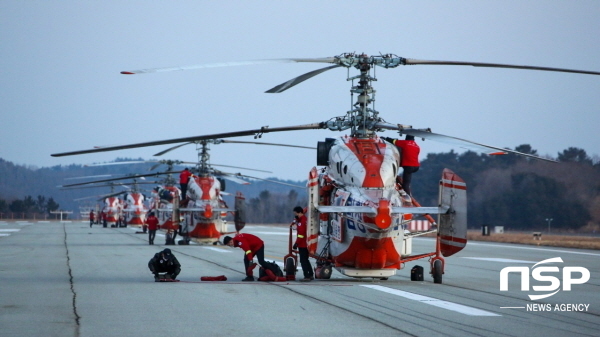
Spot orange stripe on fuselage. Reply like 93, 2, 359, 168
345, 138, 385, 188
194, 176, 214, 200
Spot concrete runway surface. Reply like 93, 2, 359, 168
1, 220, 598, 337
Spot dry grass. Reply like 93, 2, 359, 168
466, 231, 600, 250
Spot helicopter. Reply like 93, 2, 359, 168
52, 52, 600, 282
63, 176, 155, 227
60, 140, 313, 244
154, 139, 313, 244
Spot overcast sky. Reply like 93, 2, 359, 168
1, 1, 599, 181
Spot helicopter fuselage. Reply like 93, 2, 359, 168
123, 192, 147, 225
184, 175, 229, 242
102, 196, 122, 225
308, 136, 415, 277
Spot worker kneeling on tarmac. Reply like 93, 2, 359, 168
148, 248, 181, 282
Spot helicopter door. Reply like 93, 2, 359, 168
438, 168, 467, 257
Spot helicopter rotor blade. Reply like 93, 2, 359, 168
210, 163, 271, 173
98, 190, 127, 200
266, 65, 342, 93
229, 173, 305, 189
61, 171, 180, 187
402, 58, 600, 76
153, 142, 194, 156
84, 161, 147, 167
375, 122, 557, 162
64, 174, 115, 180
216, 173, 251, 185
51, 123, 325, 157
120, 57, 337, 75
220, 139, 315, 150
74, 193, 120, 202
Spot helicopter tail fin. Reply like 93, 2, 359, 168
438, 169, 467, 257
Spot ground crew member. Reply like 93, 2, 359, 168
146, 212, 159, 245
223, 233, 268, 281
89, 210, 95, 228
293, 206, 314, 282
148, 248, 181, 282
384, 135, 420, 196
179, 168, 192, 200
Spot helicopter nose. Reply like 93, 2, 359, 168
374, 199, 392, 229
204, 204, 213, 218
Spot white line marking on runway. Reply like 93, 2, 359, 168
461, 257, 535, 263
414, 238, 600, 257
464, 241, 600, 257
0, 234, 10, 237
0, 229, 20, 232
202, 247, 232, 253
361, 285, 501, 316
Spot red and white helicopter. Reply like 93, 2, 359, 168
153, 139, 312, 244
60, 141, 312, 244
64, 176, 154, 227
53, 53, 599, 282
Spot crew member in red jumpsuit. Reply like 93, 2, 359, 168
146, 212, 159, 245
293, 206, 314, 282
89, 210, 95, 228
384, 135, 420, 196
179, 168, 193, 200
223, 233, 268, 281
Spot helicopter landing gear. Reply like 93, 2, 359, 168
285, 256, 297, 280
315, 262, 332, 279
431, 258, 444, 284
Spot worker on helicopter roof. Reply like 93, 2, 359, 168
383, 135, 420, 196
179, 168, 192, 200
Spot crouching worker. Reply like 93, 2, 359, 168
223, 233, 268, 282
148, 248, 181, 282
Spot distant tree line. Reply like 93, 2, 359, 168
244, 189, 304, 223
411, 145, 599, 231
1, 147, 599, 231
237, 146, 600, 231
0, 195, 60, 218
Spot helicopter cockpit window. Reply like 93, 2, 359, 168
364, 189, 383, 200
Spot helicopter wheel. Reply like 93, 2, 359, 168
285, 257, 296, 278
316, 263, 332, 279
432, 259, 443, 284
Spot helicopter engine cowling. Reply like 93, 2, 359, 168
327, 136, 399, 188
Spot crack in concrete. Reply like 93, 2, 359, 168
63, 223, 81, 337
